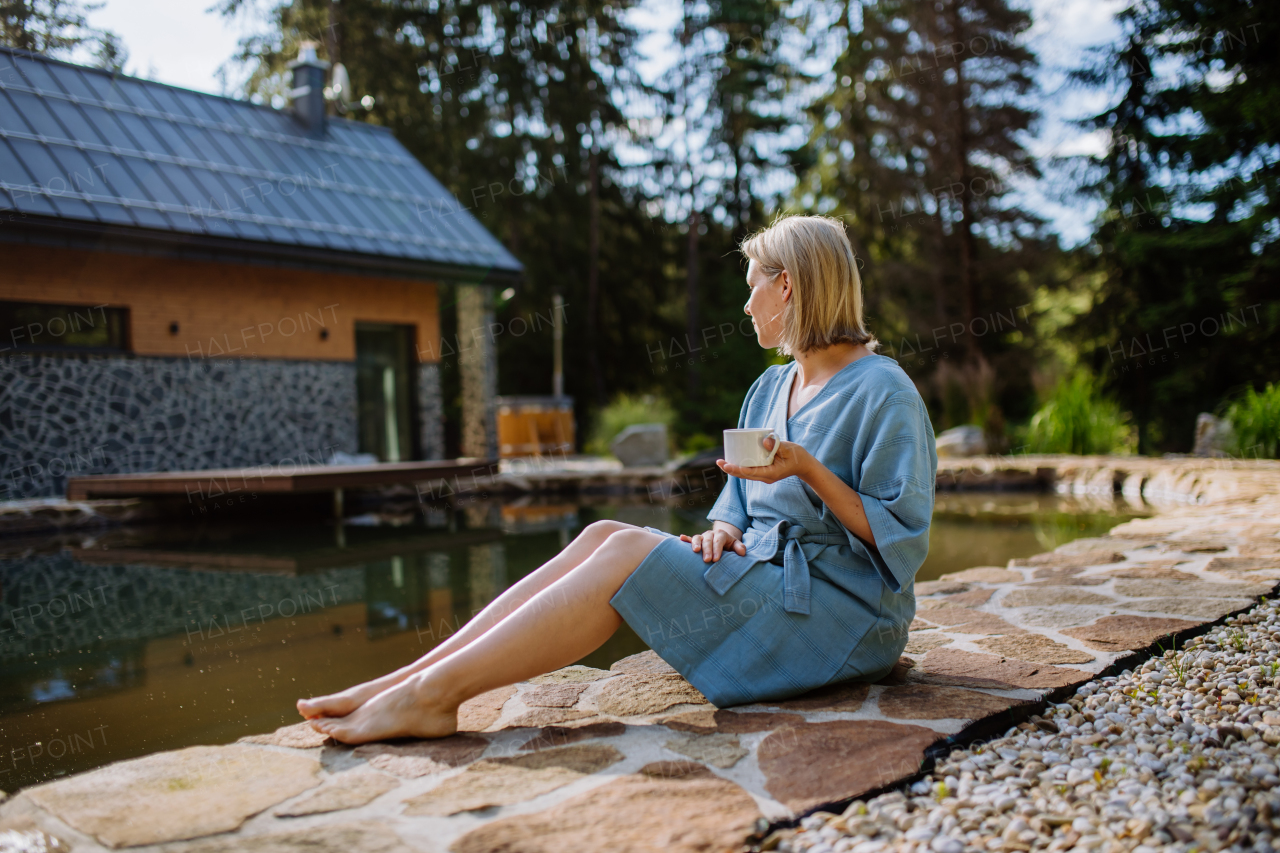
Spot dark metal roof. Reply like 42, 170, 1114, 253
0, 47, 522, 283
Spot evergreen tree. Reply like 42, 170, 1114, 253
1069, 0, 1278, 453
798, 0, 1046, 435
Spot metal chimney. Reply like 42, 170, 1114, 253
288, 41, 329, 136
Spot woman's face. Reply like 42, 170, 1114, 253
744, 259, 791, 349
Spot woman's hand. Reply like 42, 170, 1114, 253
716, 436, 815, 486
680, 524, 747, 563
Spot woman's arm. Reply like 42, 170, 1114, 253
717, 438, 877, 550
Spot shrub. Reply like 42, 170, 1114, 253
586, 393, 675, 456
1024, 370, 1136, 455
1224, 382, 1280, 459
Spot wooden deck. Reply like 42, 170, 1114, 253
65, 458, 500, 502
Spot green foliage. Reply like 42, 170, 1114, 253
1024, 371, 1135, 455
1224, 383, 1280, 459
586, 394, 675, 456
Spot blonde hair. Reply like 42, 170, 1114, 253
740, 214, 877, 357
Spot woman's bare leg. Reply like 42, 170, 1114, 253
309, 527, 663, 744
298, 519, 640, 719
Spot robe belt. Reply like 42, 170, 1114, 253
702, 522, 848, 615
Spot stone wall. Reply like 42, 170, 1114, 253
0, 353, 445, 497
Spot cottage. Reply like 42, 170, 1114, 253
0, 46, 520, 499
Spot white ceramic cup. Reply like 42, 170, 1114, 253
723, 428, 780, 468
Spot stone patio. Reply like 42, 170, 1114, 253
1, 457, 1277, 853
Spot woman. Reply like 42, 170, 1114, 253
300, 214, 937, 744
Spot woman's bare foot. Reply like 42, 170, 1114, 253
307, 674, 459, 744
297, 670, 410, 720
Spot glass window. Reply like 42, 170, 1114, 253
0, 301, 129, 353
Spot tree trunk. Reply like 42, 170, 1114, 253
950, 2, 979, 360
586, 149, 605, 405
686, 209, 701, 397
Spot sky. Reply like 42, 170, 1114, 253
79, 0, 1127, 245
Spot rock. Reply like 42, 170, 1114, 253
529, 665, 614, 684
1205, 557, 1280, 574
609, 650, 680, 676
449, 760, 759, 853
275, 771, 399, 817
973, 633, 1095, 664
240, 722, 331, 750
1114, 579, 1270, 599
1193, 413, 1234, 457
1103, 566, 1200, 581
662, 710, 805, 734
875, 657, 917, 685
915, 580, 971, 596
610, 424, 668, 467
519, 722, 627, 752
877, 684, 1024, 721
506, 707, 597, 728
941, 588, 994, 606
1125, 597, 1253, 620
522, 682, 590, 708
912, 605, 1026, 635
917, 649, 1090, 690
24, 745, 320, 848
1000, 588, 1116, 608
595, 673, 708, 717
939, 567, 1024, 584
758, 721, 942, 812
771, 680, 870, 712
1010, 551, 1125, 569
664, 733, 748, 768
905, 633, 954, 654
935, 425, 986, 457
1062, 615, 1199, 652
171, 820, 414, 853
458, 685, 517, 732
1013, 606, 1112, 629
403, 744, 624, 816
353, 735, 488, 778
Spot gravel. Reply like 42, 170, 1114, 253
764, 597, 1280, 853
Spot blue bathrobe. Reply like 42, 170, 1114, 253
609, 354, 937, 707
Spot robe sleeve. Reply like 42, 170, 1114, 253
706, 370, 770, 534
841, 391, 937, 593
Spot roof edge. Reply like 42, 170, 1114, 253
0, 216, 524, 286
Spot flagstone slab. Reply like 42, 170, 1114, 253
877, 684, 1029, 721
904, 633, 954, 654
241, 721, 330, 749
275, 771, 399, 817
918, 649, 1090, 690
1125, 597, 1254, 620
661, 709, 806, 733
458, 685, 517, 732
1011, 550, 1125, 569
522, 682, 591, 707
449, 762, 760, 853
913, 605, 1026, 635
25, 744, 321, 848
940, 567, 1023, 583
519, 722, 627, 751
769, 681, 871, 713
506, 707, 597, 728
1113, 579, 1272, 599
529, 665, 613, 684
1102, 565, 1199, 581
168, 820, 414, 853
1062, 615, 1200, 652
402, 744, 624, 816
758, 721, 942, 812
973, 633, 1096, 664
663, 733, 748, 768
1001, 587, 1117, 608
594, 672, 708, 716
353, 734, 489, 778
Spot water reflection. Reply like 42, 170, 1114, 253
0, 491, 1146, 790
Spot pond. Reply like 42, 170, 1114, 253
0, 491, 1146, 791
